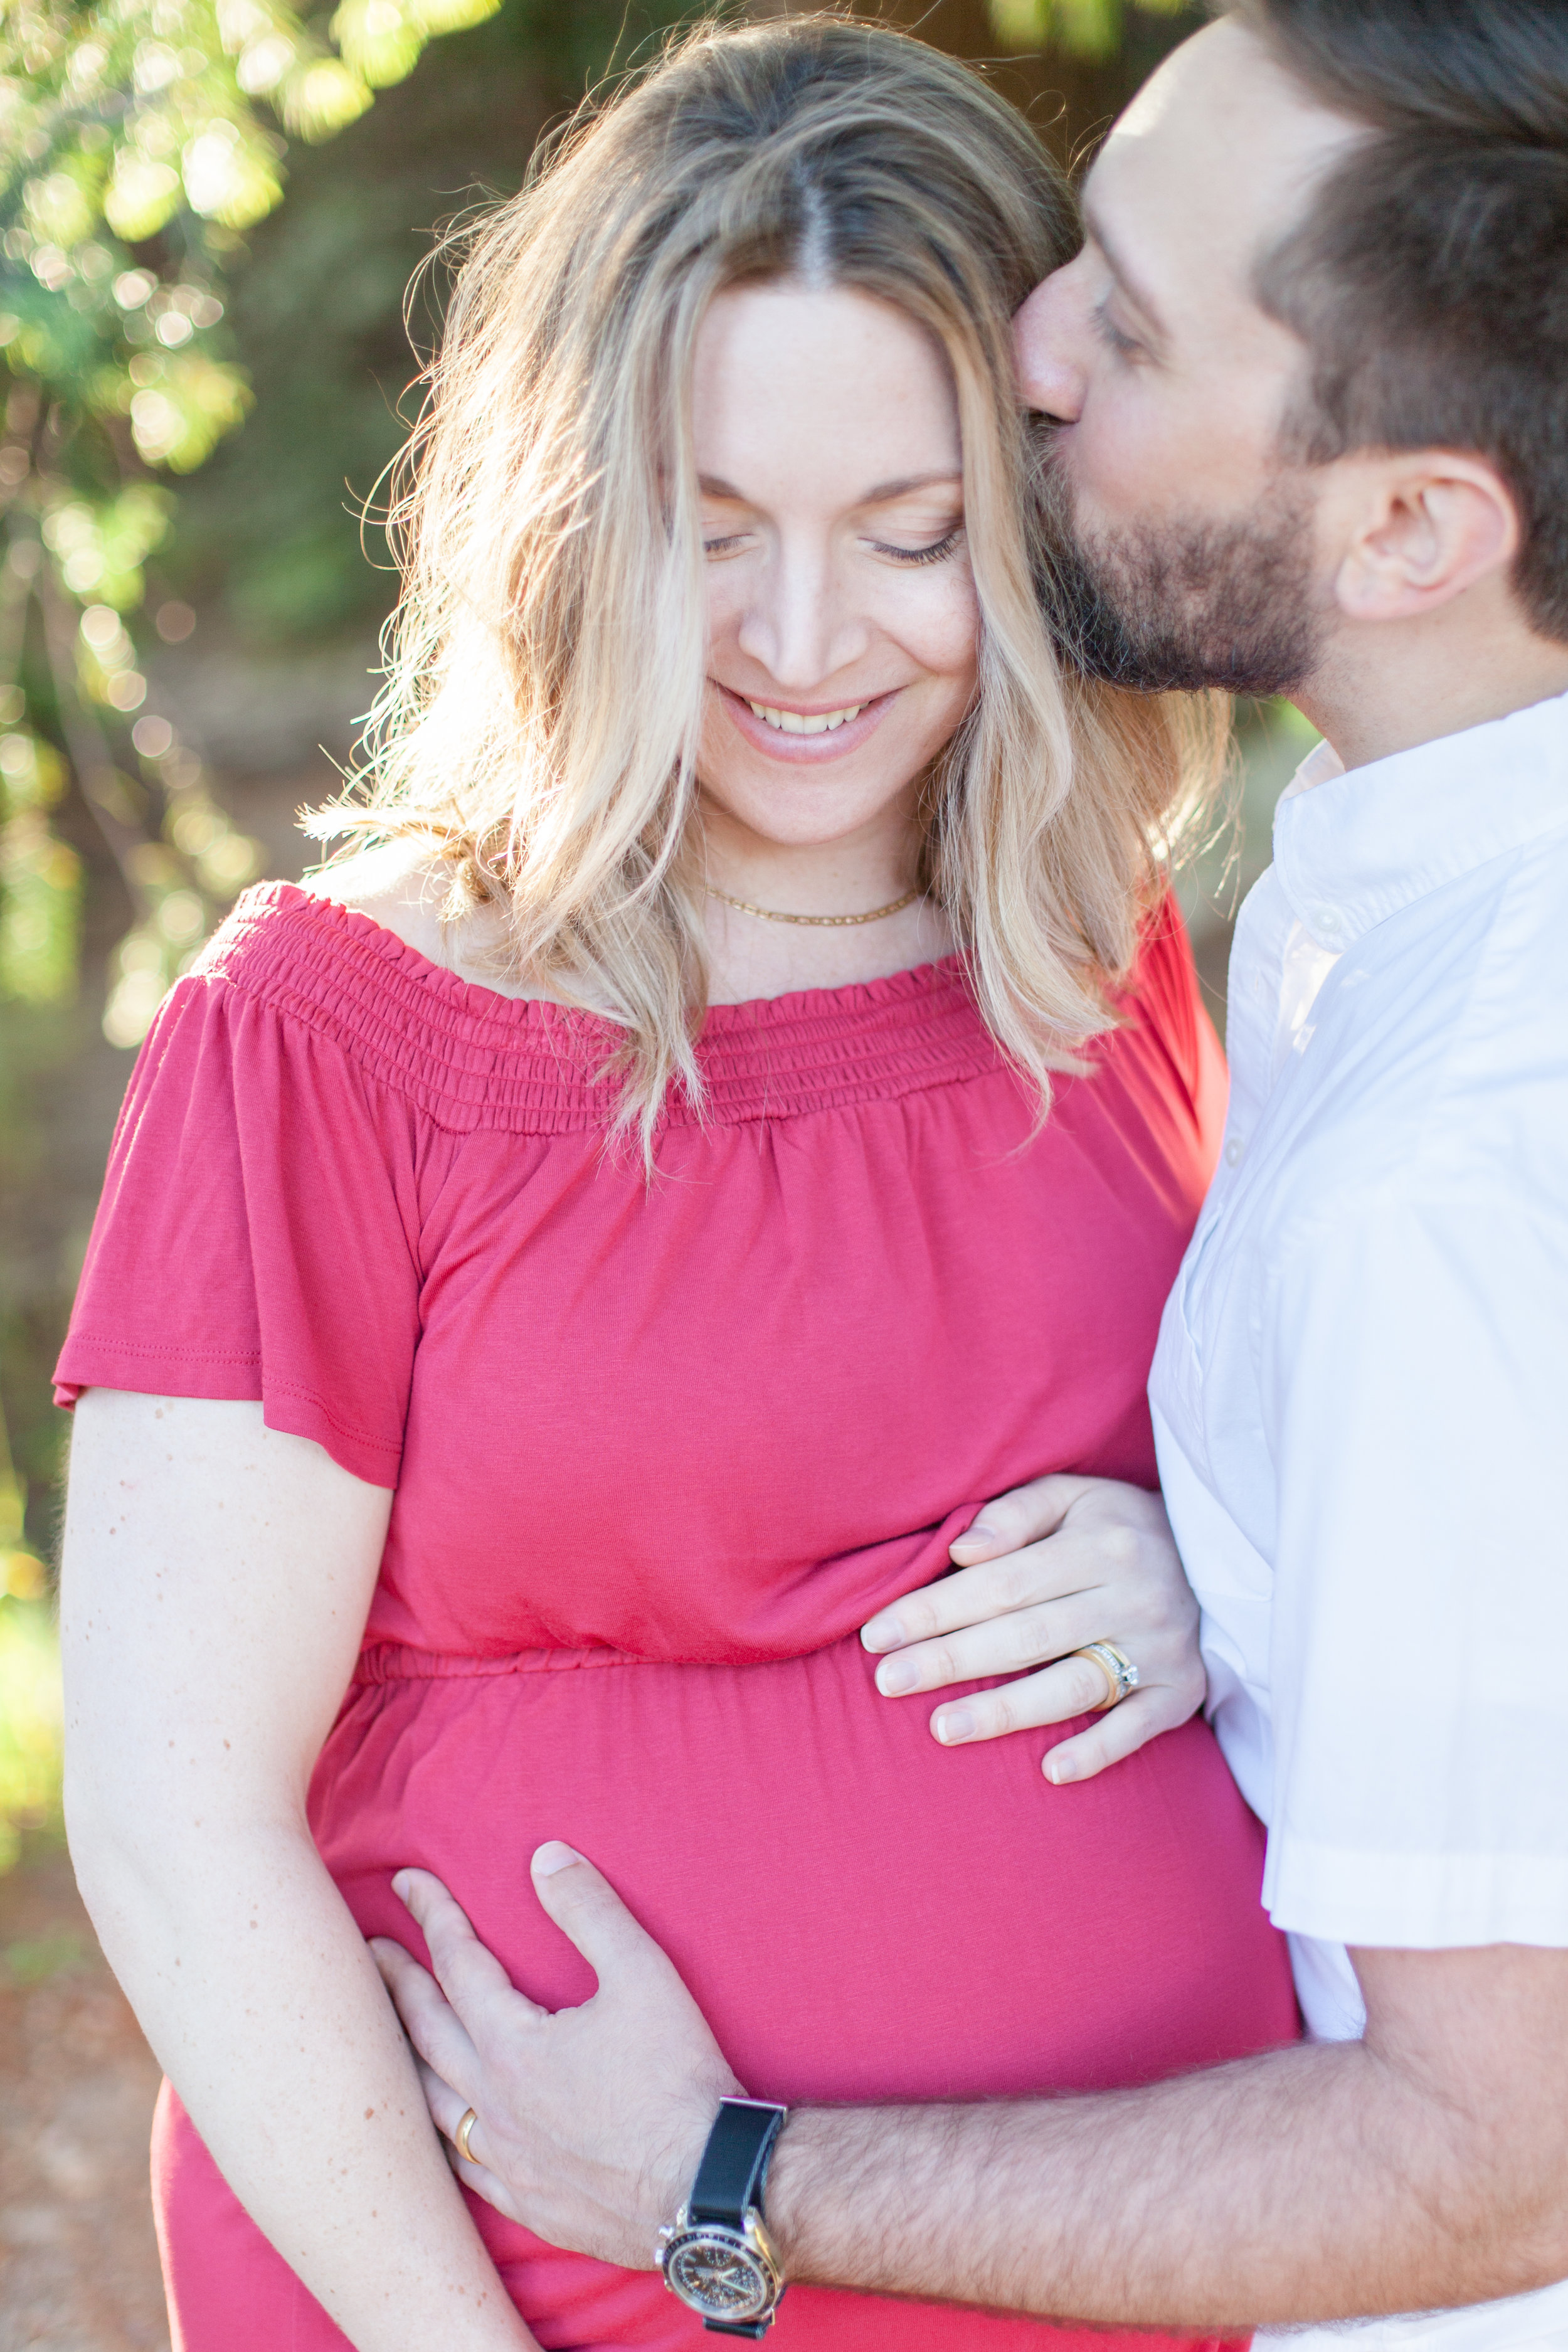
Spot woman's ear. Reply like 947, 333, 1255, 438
1332, 452, 1521, 625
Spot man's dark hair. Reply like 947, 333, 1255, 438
1240, 0, 1568, 642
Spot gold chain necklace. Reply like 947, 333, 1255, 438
705, 884, 923, 928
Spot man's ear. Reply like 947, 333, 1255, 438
1332, 452, 1521, 625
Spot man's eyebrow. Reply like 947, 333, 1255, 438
1081, 199, 1169, 342
698, 470, 963, 506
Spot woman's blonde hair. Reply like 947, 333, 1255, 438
315, 11, 1216, 1143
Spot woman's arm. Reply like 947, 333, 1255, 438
861, 1474, 1205, 1783
61, 1391, 534, 2352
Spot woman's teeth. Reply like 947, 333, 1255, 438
747, 701, 865, 735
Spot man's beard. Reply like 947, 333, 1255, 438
1034, 442, 1325, 696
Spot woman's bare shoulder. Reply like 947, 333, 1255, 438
300, 845, 544, 1002
301, 842, 448, 951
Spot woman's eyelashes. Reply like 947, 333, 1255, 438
869, 522, 965, 568
700, 520, 965, 565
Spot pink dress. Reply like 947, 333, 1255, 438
57, 882, 1296, 2352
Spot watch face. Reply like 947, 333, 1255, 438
662, 2227, 771, 2323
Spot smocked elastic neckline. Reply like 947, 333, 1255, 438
265, 879, 967, 1029
196, 881, 1007, 1135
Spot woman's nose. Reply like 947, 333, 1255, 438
1013, 267, 1089, 423
735, 540, 871, 690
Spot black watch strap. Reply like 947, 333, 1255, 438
689, 2098, 788, 2228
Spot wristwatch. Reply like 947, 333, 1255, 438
657, 2097, 789, 2336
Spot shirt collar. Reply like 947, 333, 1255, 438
1272, 687, 1568, 953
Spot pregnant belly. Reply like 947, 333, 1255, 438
306, 1635, 1299, 2349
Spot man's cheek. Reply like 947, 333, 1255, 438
1062, 405, 1166, 532
1071, 388, 1207, 528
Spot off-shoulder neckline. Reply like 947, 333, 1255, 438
272, 878, 970, 1032
191, 882, 1002, 1133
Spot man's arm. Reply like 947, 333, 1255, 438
768, 1941, 1568, 2326
378, 1857, 1568, 2330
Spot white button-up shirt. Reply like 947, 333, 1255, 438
1151, 689, 1568, 2349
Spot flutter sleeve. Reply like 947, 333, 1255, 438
1104, 894, 1230, 1191
55, 950, 423, 1490
1134, 896, 1227, 1132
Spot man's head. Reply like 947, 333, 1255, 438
1019, 1, 1568, 723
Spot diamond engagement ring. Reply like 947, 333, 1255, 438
1074, 1642, 1140, 1712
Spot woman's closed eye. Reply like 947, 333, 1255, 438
867, 522, 965, 568
699, 509, 966, 566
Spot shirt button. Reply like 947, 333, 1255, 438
1224, 1136, 1246, 1167
1310, 904, 1345, 940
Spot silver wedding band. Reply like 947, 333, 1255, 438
1073, 1641, 1140, 1712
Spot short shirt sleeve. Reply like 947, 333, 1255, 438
55, 959, 423, 1490
1259, 1191, 1568, 1949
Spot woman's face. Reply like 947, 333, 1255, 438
691, 281, 980, 852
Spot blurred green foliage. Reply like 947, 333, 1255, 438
0, 1594, 62, 1872
0, 0, 508, 1052
988, 0, 1189, 64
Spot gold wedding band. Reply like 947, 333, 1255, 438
454, 2106, 480, 2164
1073, 1641, 1140, 1712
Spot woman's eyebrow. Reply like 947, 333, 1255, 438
857, 470, 963, 505
697, 470, 963, 504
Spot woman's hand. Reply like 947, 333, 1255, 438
861, 1475, 1204, 1784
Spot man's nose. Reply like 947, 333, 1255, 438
1013, 269, 1088, 423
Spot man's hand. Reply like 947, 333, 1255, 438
376, 1854, 1568, 2329
861, 1475, 1204, 1784
371, 1849, 742, 2270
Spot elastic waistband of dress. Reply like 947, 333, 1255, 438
353, 1640, 650, 1685
350, 1635, 854, 1683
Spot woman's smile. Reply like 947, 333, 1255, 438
712, 680, 903, 763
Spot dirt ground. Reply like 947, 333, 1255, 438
0, 1843, 170, 2352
